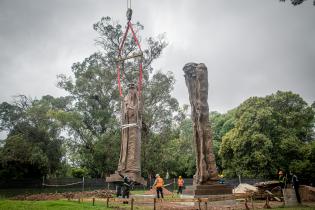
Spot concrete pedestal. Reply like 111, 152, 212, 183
183, 184, 233, 198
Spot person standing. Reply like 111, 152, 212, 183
278, 170, 287, 189
219, 173, 225, 184
153, 174, 164, 198
290, 171, 301, 204
177, 176, 184, 194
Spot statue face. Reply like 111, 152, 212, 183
128, 83, 136, 89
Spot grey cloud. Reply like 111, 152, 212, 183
0, 0, 314, 113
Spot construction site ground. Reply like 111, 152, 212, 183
7, 189, 315, 210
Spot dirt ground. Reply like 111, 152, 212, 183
153, 201, 283, 210
144, 187, 173, 196
11, 190, 315, 209
11, 189, 114, 201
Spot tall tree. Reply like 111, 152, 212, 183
209, 110, 236, 172
56, 17, 179, 177
220, 91, 315, 180
0, 95, 68, 179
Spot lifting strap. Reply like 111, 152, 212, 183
116, 8, 143, 97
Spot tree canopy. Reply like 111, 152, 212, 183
0, 95, 68, 178
0, 16, 314, 184
220, 91, 315, 182
53, 16, 179, 178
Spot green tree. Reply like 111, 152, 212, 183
0, 95, 68, 179
56, 17, 179, 178
220, 91, 315, 179
210, 110, 236, 172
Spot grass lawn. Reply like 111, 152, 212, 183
0, 199, 151, 210
0, 199, 314, 210
0, 200, 115, 210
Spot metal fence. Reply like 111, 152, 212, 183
0, 177, 266, 198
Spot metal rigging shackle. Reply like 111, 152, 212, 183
126, 0, 132, 21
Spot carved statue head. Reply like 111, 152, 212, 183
183, 63, 198, 78
128, 83, 136, 89
127, 83, 137, 95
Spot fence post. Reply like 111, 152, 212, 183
82, 176, 85, 192
41, 176, 45, 194
245, 198, 250, 210
153, 198, 156, 210
198, 198, 201, 210
106, 197, 109, 207
131, 198, 134, 210
173, 178, 176, 193
92, 197, 95, 206
205, 201, 207, 210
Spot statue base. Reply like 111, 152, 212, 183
106, 171, 146, 186
183, 184, 233, 198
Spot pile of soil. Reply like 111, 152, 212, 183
11, 189, 114, 201
144, 187, 173, 196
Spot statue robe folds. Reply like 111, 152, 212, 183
183, 63, 218, 185
106, 84, 145, 185
117, 84, 141, 173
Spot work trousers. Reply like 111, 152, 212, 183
156, 187, 164, 198
294, 185, 301, 203
177, 186, 183, 194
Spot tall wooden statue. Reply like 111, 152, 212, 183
106, 83, 145, 185
183, 63, 232, 196
183, 63, 218, 184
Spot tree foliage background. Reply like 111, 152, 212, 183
0, 17, 314, 184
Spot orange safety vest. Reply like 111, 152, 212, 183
178, 178, 184, 187
156, 177, 164, 188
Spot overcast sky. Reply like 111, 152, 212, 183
0, 0, 314, 113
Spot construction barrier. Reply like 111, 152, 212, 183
73, 193, 254, 210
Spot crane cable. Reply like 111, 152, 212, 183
117, 0, 143, 97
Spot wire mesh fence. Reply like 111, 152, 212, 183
0, 177, 266, 198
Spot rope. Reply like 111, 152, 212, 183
163, 182, 174, 187
42, 181, 83, 187
128, 22, 141, 51
121, 123, 138, 129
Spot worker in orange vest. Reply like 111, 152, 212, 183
177, 176, 184, 194
153, 174, 164, 198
